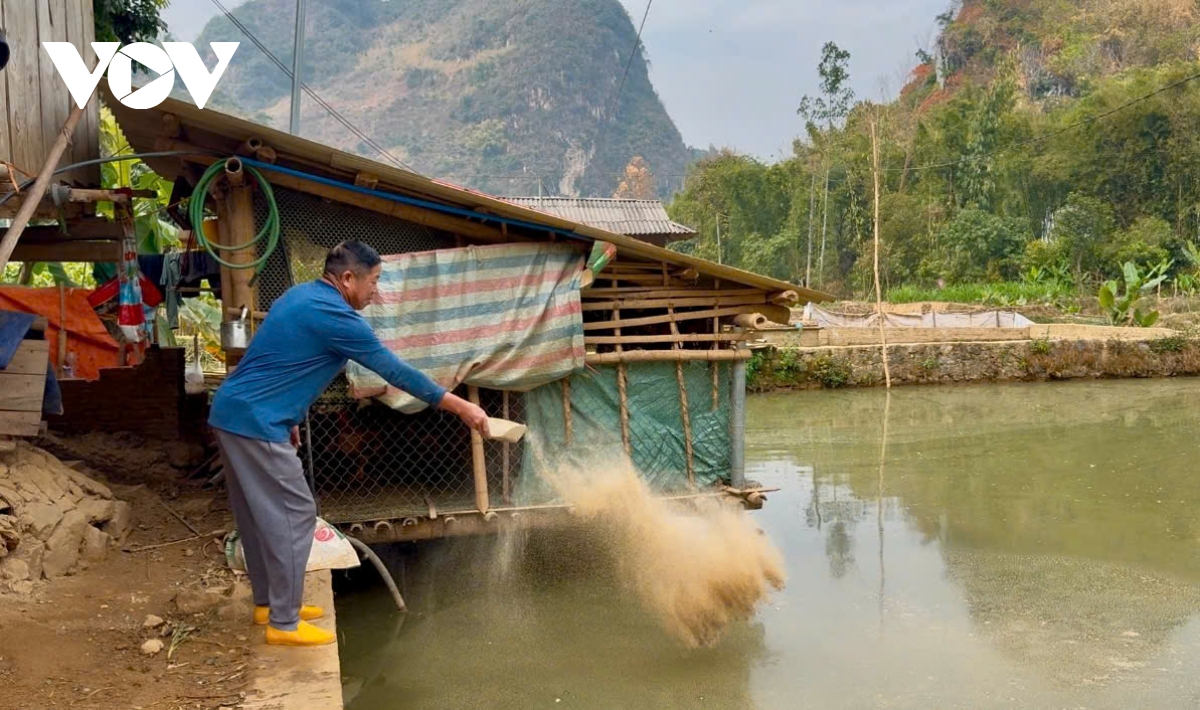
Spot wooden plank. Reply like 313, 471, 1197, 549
81, 0, 100, 182
0, 410, 41, 437
11, 240, 122, 262
822, 327, 1031, 347
22, 219, 125, 242
3, 0, 46, 177
0, 0, 11, 175
0, 373, 48, 412
587, 350, 753, 364
64, 0, 89, 172
37, 0, 72, 178
2, 341, 51, 375
580, 294, 767, 311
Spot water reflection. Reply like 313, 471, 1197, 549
341, 379, 1200, 709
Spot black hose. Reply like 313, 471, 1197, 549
0, 150, 219, 210
347, 536, 407, 612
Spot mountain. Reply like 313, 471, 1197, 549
195, 0, 690, 198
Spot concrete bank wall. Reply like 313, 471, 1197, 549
748, 334, 1200, 391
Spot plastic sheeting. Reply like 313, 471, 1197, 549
0, 288, 120, 380
803, 303, 1034, 329
515, 362, 732, 504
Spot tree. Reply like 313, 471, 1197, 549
613, 157, 656, 200
798, 42, 856, 287
937, 208, 1028, 282
1051, 193, 1116, 282
94, 0, 168, 44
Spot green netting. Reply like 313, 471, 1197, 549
515, 361, 732, 504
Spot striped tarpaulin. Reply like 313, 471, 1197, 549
347, 243, 587, 412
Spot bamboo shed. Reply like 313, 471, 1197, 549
104, 85, 831, 543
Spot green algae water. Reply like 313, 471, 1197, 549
337, 379, 1200, 709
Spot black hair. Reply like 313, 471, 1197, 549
324, 241, 381, 277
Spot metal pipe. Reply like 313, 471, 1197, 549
347, 537, 406, 612
304, 415, 319, 517
289, 0, 307, 135
730, 353, 747, 489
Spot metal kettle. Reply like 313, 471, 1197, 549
220, 305, 250, 350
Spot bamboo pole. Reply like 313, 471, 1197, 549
711, 280, 721, 411
584, 304, 791, 331
562, 378, 573, 445
663, 264, 695, 488
468, 386, 489, 514
0, 104, 87, 272
584, 333, 750, 346
223, 160, 259, 319
501, 391, 511, 505
870, 119, 892, 389
589, 350, 753, 364
582, 287, 766, 298
612, 278, 631, 457
580, 294, 769, 311
57, 284, 67, 376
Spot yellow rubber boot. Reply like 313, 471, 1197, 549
254, 605, 324, 626
265, 620, 336, 647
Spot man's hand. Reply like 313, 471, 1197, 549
439, 393, 490, 438
290, 425, 302, 449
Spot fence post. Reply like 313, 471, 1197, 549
469, 386, 489, 514
729, 355, 747, 489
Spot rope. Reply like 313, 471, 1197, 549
189, 159, 281, 272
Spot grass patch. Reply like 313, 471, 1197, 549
887, 281, 1077, 306
1150, 334, 1188, 354
1031, 338, 1053, 355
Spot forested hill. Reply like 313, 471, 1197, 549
195, 0, 689, 198
668, 0, 1200, 300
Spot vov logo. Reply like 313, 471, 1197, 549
42, 42, 239, 110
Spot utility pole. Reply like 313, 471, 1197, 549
715, 216, 723, 265
288, 0, 307, 136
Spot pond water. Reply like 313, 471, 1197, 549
337, 379, 1200, 709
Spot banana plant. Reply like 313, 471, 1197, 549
1098, 260, 1170, 327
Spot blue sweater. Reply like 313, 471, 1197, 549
209, 281, 447, 442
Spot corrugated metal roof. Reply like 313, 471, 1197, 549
502, 197, 696, 237
102, 81, 831, 303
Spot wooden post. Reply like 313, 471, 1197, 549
612, 278, 631, 457
501, 391, 511, 505
468, 386, 489, 514
711, 279, 721, 411
222, 159, 258, 320
56, 284, 67, 377
870, 118, 891, 389
665, 264, 695, 489
561, 379, 573, 445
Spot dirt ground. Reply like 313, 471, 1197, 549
0, 441, 258, 710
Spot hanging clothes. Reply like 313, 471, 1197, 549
161, 251, 183, 329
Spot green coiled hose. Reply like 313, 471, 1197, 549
189, 158, 280, 272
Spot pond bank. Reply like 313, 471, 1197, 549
748, 332, 1199, 390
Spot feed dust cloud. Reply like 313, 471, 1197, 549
526, 440, 785, 647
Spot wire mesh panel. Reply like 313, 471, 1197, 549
254, 186, 468, 524
254, 186, 456, 308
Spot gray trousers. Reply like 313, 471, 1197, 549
215, 429, 315, 631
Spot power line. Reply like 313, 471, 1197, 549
207, 0, 418, 174
611, 0, 654, 119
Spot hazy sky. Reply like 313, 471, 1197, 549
162, 0, 948, 159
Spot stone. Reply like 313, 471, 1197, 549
4, 579, 33, 596
0, 515, 18, 554
140, 639, 164, 656
0, 558, 29, 582
101, 501, 133, 542
77, 498, 115, 525
42, 510, 88, 578
18, 502, 62, 541
143, 614, 164, 628
10, 540, 44, 580
80, 526, 111, 562
174, 589, 224, 614
59, 467, 111, 501
217, 600, 252, 622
